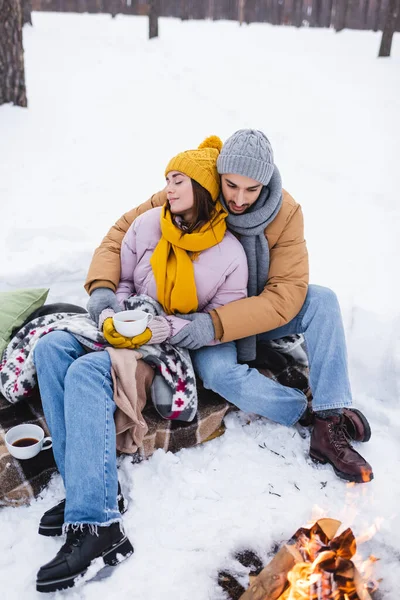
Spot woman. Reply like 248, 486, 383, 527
32, 136, 248, 593
100, 136, 248, 347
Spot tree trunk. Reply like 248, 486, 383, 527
21, 0, 32, 25
294, 0, 304, 27
335, 0, 343, 30
335, 0, 348, 31
378, 0, 399, 56
362, 0, 370, 27
148, 0, 159, 39
180, 0, 189, 20
277, 0, 284, 23
373, 0, 383, 30
325, 0, 333, 27
238, 0, 245, 24
0, 0, 28, 107
311, 0, 322, 25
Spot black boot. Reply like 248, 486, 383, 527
38, 483, 127, 537
38, 499, 67, 537
36, 522, 133, 593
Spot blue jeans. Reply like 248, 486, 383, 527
33, 332, 120, 527
192, 285, 352, 427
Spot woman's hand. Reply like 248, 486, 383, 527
103, 318, 152, 349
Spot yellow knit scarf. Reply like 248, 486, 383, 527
150, 203, 227, 315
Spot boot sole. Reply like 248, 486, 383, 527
36, 536, 134, 593
346, 408, 371, 443
310, 450, 374, 483
38, 524, 63, 537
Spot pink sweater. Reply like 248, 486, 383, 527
116, 207, 248, 338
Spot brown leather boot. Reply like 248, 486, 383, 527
299, 391, 372, 443
342, 408, 371, 442
300, 407, 372, 442
310, 415, 373, 483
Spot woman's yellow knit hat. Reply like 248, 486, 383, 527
165, 136, 223, 201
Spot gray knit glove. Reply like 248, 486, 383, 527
87, 288, 122, 326
169, 313, 215, 349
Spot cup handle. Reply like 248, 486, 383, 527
146, 314, 154, 325
41, 437, 53, 451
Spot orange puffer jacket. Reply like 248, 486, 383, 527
85, 188, 309, 342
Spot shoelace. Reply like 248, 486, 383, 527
61, 527, 88, 554
328, 418, 351, 454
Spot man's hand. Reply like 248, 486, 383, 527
87, 288, 122, 326
169, 313, 215, 349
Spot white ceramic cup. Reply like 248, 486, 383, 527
5, 423, 53, 460
113, 310, 154, 337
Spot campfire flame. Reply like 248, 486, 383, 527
360, 467, 373, 484
360, 555, 380, 594
277, 520, 376, 600
238, 518, 380, 600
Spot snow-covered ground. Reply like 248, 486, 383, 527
1, 13, 399, 599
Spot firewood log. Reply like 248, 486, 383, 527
239, 545, 302, 600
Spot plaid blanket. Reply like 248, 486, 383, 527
0, 383, 233, 507
0, 295, 197, 421
0, 388, 55, 507
0, 310, 309, 507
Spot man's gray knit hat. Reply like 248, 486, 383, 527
217, 129, 274, 186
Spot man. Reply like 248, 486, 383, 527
86, 129, 373, 483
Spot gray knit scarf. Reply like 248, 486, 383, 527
219, 165, 283, 362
